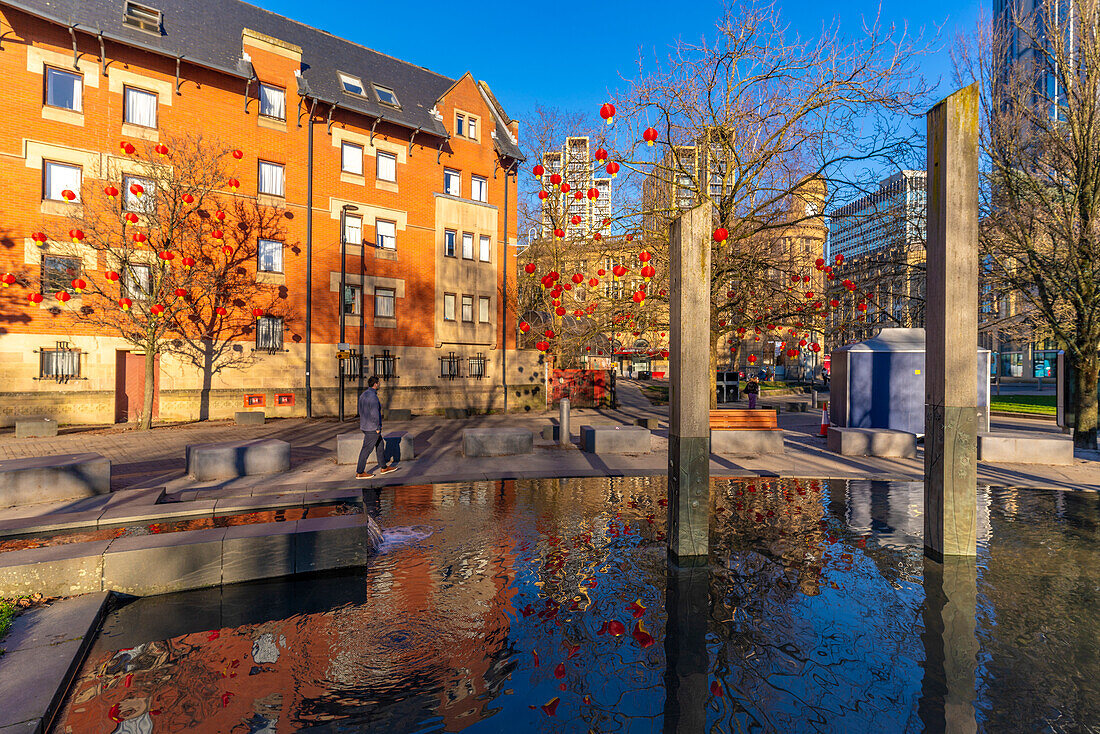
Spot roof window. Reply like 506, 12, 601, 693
124, 1, 162, 34
373, 84, 399, 108
339, 73, 364, 96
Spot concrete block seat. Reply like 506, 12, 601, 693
15, 418, 58, 438
384, 409, 413, 421
580, 425, 652, 454
336, 431, 415, 465
0, 453, 111, 507
462, 428, 533, 457
709, 410, 785, 456
827, 426, 917, 458
635, 417, 660, 429
978, 432, 1073, 465
185, 439, 290, 481
235, 411, 265, 426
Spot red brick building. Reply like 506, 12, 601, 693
0, 0, 541, 425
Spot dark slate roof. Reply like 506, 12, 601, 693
4, 0, 522, 159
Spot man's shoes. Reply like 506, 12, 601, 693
379, 466, 398, 475
355, 472, 374, 480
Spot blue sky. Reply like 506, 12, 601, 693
262, 0, 984, 124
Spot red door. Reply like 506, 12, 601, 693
115, 351, 160, 423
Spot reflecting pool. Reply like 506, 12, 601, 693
53, 478, 1099, 733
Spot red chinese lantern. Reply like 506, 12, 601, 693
222, 245, 234, 255
31, 232, 48, 245
211, 229, 224, 241
553, 228, 565, 239
549, 173, 562, 187
594, 148, 608, 165
129, 182, 144, 199
119, 297, 132, 310
132, 233, 147, 244
593, 232, 602, 241
555, 306, 566, 316
104, 185, 119, 200
612, 265, 627, 278
815, 258, 825, 269
544, 328, 555, 339
181, 193, 195, 204
124, 212, 139, 224
227, 178, 240, 191
150, 303, 165, 317
632, 290, 645, 304
857, 302, 868, 312
1, 273, 15, 287
71, 278, 86, 292
638, 251, 651, 262
805, 291, 814, 298
799, 339, 807, 347
119, 141, 136, 155
563, 283, 572, 291
538, 190, 549, 200
812, 343, 821, 352
548, 271, 560, 282
605, 161, 620, 178
215, 306, 228, 316
56, 290, 71, 302
599, 103, 616, 124
154, 144, 169, 157
68, 229, 84, 243
105, 270, 119, 281
573, 190, 584, 200
533, 164, 545, 178
560, 182, 571, 193
641, 265, 656, 281
61, 189, 76, 201
571, 273, 584, 284
597, 269, 606, 276
214, 210, 226, 221
181, 256, 195, 269
713, 228, 728, 242
835, 253, 844, 264
830, 299, 840, 308
158, 251, 175, 261
571, 215, 582, 225
251, 307, 263, 319
589, 278, 598, 287
642, 127, 658, 145
587, 187, 599, 200
27, 292, 43, 304
519, 321, 531, 333
626, 233, 634, 242
536, 340, 550, 353
173, 288, 187, 298
802, 275, 811, 283
748, 355, 757, 364
523, 263, 536, 275
233, 149, 244, 159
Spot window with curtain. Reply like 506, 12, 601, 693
472, 175, 487, 202
375, 287, 395, 318
478, 296, 490, 323
456, 114, 465, 136
121, 264, 151, 301
468, 352, 486, 379
40, 343, 81, 380
376, 220, 396, 250
479, 235, 491, 262
122, 175, 155, 213
41, 256, 81, 293
344, 214, 362, 245
259, 84, 285, 120
123, 87, 157, 127
341, 142, 363, 175
377, 151, 397, 182
461, 295, 473, 322
443, 293, 455, 321
43, 161, 81, 201
343, 284, 361, 315
444, 168, 461, 196
257, 239, 283, 272
258, 161, 285, 196
444, 230, 456, 257
45, 68, 81, 111
256, 316, 284, 350
468, 116, 478, 140
462, 232, 473, 259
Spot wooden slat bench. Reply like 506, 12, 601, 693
709, 410, 780, 431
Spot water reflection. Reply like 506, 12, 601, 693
52, 477, 1099, 733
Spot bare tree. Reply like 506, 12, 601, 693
955, 0, 1100, 447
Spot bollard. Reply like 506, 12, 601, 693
559, 398, 570, 446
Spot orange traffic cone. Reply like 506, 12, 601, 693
818, 407, 830, 437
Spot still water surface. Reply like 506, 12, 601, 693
53, 478, 1099, 733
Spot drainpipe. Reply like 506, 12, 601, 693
502, 161, 510, 414
305, 105, 315, 418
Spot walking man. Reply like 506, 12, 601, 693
745, 375, 760, 410
356, 375, 397, 479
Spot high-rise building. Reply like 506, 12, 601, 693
539, 137, 612, 239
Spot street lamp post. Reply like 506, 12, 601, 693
339, 204, 359, 423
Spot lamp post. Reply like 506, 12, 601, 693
339, 203, 359, 423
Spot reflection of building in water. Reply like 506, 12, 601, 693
834, 480, 991, 546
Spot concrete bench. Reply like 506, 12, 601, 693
827, 427, 916, 458
235, 411, 265, 426
709, 409, 780, 430
15, 418, 58, 438
0, 453, 111, 507
709, 409, 785, 456
978, 432, 1073, 465
635, 417, 659, 429
462, 428, 533, 457
580, 425, 652, 454
336, 431, 414, 465
185, 439, 290, 481
540, 424, 562, 441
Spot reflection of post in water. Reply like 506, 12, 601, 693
663, 559, 710, 733
919, 556, 978, 734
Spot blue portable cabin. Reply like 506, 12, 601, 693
829, 328, 991, 435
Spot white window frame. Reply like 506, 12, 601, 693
257, 239, 283, 273
344, 214, 362, 245
256, 316, 284, 350
258, 83, 286, 120
43, 161, 81, 202
45, 67, 82, 112
461, 232, 474, 260
343, 284, 361, 315
341, 142, 363, 175
479, 235, 491, 263
373, 84, 399, 108
471, 175, 488, 203
338, 72, 364, 96
258, 161, 285, 197
122, 174, 155, 213
444, 229, 456, 258
376, 219, 396, 250
123, 86, 158, 128
376, 151, 397, 182
443, 293, 456, 321
456, 113, 465, 137
444, 168, 461, 197
478, 296, 490, 323
375, 287, 395, 318
467, 116, 478, 141
461, 294, 474, 323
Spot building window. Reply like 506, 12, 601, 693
258, 161, 285, 196
121, 264, 152, 301
343, 284, 361, 315
122, 175, 155, 213
461, 294, 473, 323
375, 286, 395, 318
444, 230, 456, 257
479, 235, 491, 262
258, 83, 286, 120
123, 86, 157, 127
124, 1, 161, 32
471, 175, 488, 203
456, 114, 465, 136
376, 219, 396, 250
257, 239, 282, 272
467, 116, 478, 140
45, 67, 82, 111
256, 316, 284, 351
341, 142, 363, 175
374, 349, 398, 380
462, 232, 474, 260
478, 296, 490, 323
444, 168, 461, 197
41, 255, 81, 293
339, 72, 364, 95
376, 151, 397, 182
469, 352, 486, 379
344, 214, 362, 245
439, 351, 462, 380
39, 342, 81, 382
373, 84, 399, 107
43, 161, 81, 201
443, 293, 456, 321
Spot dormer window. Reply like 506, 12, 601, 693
124, 1, 161, 34
373, 84, 399, 108
339, 73, 364, 96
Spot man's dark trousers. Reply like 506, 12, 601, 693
356, 430, 384, 474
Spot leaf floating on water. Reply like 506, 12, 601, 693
710, 680, 724, 698
632, 620, 655, 649
555, 662, 566, 679
532, 651, 540, 667
108, 703, 123, 723
541, 697, 560, 716
627, 599, 647, 619
566, 644, 581, 659
560, 683, 568, 691
597, 621, 609, 635
607, 620, 626, 637
207, 630, 220, 641
583, 695, 592, 705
